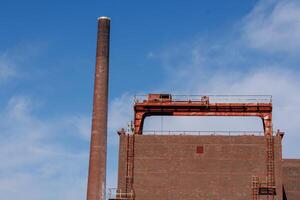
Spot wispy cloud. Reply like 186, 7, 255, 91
108, 93, 134, 133
0, 41, 46, 84
0, 56, 17, 82
0, 96, 89, 200
242, 0, 300, 53
0, 40, 93, 200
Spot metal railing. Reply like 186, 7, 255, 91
134, 94, 272, 103
142, 130, 265, 136
108, 188, 134, 200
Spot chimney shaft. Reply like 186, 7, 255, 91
86, 16, 110, 200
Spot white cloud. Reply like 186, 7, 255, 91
0, 96, 89, 200
0, 56, 17, 82
0, 41, 46, 84
242, 0, 300, 53
63, 115, 91, 141
108, 93, 134, 133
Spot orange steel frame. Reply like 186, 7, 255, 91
134, 97, 273, 136
129, 94, 275, 199
133, 94, 275, 199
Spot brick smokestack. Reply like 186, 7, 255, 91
86, 16, 110, 200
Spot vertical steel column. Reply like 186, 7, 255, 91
87, 16, 111, 200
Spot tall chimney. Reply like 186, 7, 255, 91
87, 16, 110, 200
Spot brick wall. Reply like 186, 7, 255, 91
117, 135, 283, 200
283, 159, 300, 200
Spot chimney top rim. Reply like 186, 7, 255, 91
98, 16, 111, 21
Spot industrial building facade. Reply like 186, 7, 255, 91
110, 94, 300, 200
117, 134, 282, 200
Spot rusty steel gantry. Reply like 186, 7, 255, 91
122, 94, 275, 200
134, 94, 273, 136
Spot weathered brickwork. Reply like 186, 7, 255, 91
282, 159, 300, 200
117, 135, 283, 200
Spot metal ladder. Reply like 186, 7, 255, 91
125, 134, 135, 199
266, 135, 275, 200
252, 134, 276, 200
252, 176, 260, 200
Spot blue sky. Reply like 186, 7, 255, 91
1, 0, 300, 199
